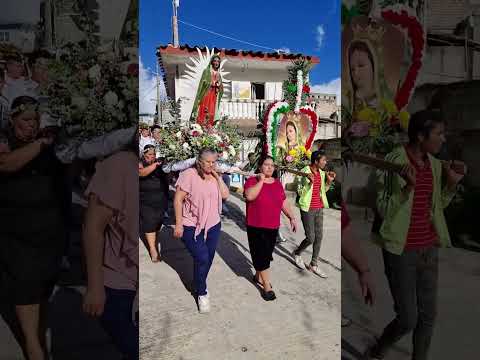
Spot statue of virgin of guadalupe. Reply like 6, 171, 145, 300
190, 54, 224, 127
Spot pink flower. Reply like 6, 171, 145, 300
349, 121, 370, 137
192, 130, 200, 137
285, 155, 294, 163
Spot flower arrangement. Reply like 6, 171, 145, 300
283, 57, 313, 111
381, 7, 425, 110
157, 119, 241, 164
283, 145, 312, 170
347, 99, 410, 154
43, 41, 138, 139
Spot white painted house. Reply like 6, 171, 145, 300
0, 24, 37, 54
157, 44, 338, 140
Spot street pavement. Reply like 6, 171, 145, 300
0, 202, 122, 360
140, 191, 342, 360
341, 205, 480, 360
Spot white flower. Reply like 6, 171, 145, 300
224, 135, 230, 142
88, 64, 101, 81
228, 145, 235, 156
212, 134, 222, 143
182, 142, 190, 150
191, 123, 202, 131
221, 151, 229, 160
169, 144, 176, 150
189, 128, 203, 136
104, 91, 119, 106
176, 131, 182, 138
71, 96, 88, 111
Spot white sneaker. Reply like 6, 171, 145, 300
294, 255, 306, 270
308, 264, 328, 278
198, 294, 210, 313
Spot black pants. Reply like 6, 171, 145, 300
373, 248, 439, 360
247, 226, 278, 271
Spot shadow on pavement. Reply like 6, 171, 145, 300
158, 226, 195, 296
341, 338, 364, 360
216, 231, 253, 279
221, 199, 247, 232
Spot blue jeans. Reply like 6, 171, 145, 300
100, 287, 139, 359
182, 223, 221, 296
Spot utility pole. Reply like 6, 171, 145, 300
172, 0, 179, 47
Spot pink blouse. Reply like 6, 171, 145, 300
85, 151, 139, 291
176, 168, 222, 240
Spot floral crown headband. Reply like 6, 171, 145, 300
10, 103, 39, 117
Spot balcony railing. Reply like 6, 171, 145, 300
220, 99, 275, 120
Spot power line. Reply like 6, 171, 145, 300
178, 19, 282, 53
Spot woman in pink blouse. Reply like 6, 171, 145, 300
244, 156, 297, 301
173, 148, 229, 313
82, 132, 139, 359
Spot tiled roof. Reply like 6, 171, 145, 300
157, 44, 319, 64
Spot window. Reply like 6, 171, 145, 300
251, 82, 265, 100
0, 32, 10, 42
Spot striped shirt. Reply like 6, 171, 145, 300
405, 149, 438, 250
309, 171, 324, 210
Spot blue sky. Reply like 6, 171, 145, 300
140, 0, 341, 113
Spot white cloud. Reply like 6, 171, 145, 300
277, 47, 291, 54
316, 25, 326, 48
139, 57, 166, 114
311, 78, 341, 105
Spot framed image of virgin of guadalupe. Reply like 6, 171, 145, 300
341, 16, 404, 118
275, 111, 314, 161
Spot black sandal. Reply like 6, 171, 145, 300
252, 276, 273, 289
252, 275, 263, 287
262, 290, 276, 301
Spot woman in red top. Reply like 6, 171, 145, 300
244, 156, 297, 301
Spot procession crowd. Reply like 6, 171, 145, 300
0, 53, 139, 360
138, 121, 340, 308
139, 108, 465, 360
0, 53, 467, 360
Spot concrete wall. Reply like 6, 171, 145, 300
315, 122, 341, 140
417, 47, 468, 85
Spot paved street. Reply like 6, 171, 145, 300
140, 191, 341, 360
0, 202, 121, 360
341, 205, 480, 360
